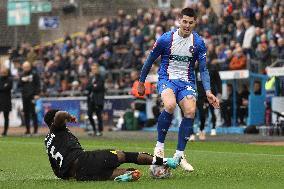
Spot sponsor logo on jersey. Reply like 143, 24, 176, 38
169, 55, 193, 62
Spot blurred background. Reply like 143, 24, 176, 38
0, 0, 283, 137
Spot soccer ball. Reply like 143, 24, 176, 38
149, 165, 171, 179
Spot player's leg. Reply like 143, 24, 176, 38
74, 150, 179, 182
31, 100, 38, 134
2, 111, 9, 136
175, 83, 196, 172
178, 95, 196, 150
155, 79, 177, 157
115, 150, 180, 168
92, 150, 141, 182
197, 96, 206, 140
209, 105, 217, 135
95, 105, 103, 136
22, 98, 31, 135
87, 103, 97, 134
156, 89, 176, 155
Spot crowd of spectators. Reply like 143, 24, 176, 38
2, 0, 284, 97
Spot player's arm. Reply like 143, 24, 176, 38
138, 36, 165, 95
198, 38, 219, 108
198, 38, 211, 93
51, 111, 76, 131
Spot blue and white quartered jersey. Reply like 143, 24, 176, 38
139, 29, 211, 92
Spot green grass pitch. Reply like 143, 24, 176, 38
0, 136, 284, 189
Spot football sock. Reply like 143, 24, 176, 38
177, 118, 194, 151
157, 110, 173, 143
155, 141, 164, 149
175, 150, 184, 158
152, 156, 166, 165
124, 152, 163, 165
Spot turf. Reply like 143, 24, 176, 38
0, 136, 284, 189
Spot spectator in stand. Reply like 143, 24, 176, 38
203, 29, 213, 45
240, 1, 252, 19
229, 47, 247, 70
45, 77, 60, 97
269, 39, 279, 62
223, 8, 234, 30
8, 1, 284, 97
206, 7, 218, 33
251, 27, 262, 50
222, 49, 233, 70
234, 20, 245, 45
206, 43, 218, 67
253, 12, 263, 28
254, 80, 262, 95
265, 18, 273, 40
242, 19, 255, 57
277, 37, 284, 59
255, 43, 271, 72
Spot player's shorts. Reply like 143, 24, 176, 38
75, 149, 120, 181
157, 79, 197, 103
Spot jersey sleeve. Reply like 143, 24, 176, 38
139, 35, 165, 83
198, 38, 211, 92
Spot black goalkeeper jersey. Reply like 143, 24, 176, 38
44, 128, 84, 179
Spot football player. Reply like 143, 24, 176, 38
44, 109, 180, 181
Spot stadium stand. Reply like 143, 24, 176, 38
1, 0, 284, 99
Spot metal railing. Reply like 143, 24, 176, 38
249, 58, 284, 73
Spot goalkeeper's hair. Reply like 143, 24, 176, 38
44, 109, 60, 127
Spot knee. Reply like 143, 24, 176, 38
164, 103, 176, 114
183, 107, 196, 118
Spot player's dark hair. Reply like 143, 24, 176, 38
180, 8, 197, 19
44, 109, 60, 127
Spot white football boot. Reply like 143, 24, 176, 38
174, 153, 194, 172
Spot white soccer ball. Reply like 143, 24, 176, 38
149, 165, 171, 179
